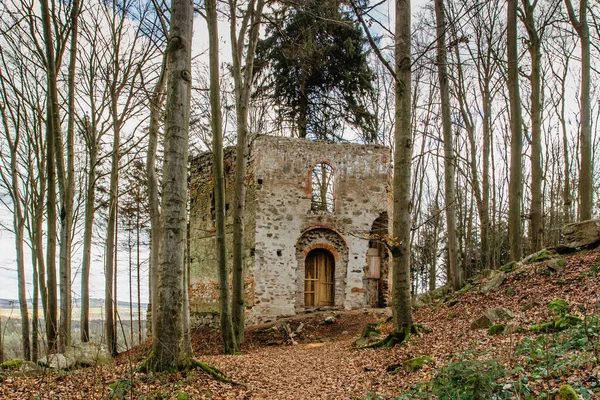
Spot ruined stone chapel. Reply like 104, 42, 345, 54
189, 135, 391, 326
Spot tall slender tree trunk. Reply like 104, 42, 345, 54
136, 201, 142, 344
8, 143, 31, 361
507, 0, 523, 261
564, 0, 591, 221
560, 66, 571, 223
230, 0, 265, 346
481, 83, 491, 267
31, 252, 38, 362
435, 0, 461, 290
56, 0, 79, 352
129, 228, 134, 345
105, 90, 120, 356
40, 0, 59, 353
207, 0, 237, 354
146, 56, 167, 339
521, 0, 543, 252
390, 0, 413, 340
81, 124, 97, 342
33, 176, 47, 349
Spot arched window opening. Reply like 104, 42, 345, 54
311, 163, 334, 212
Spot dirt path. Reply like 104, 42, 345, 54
192, 310, 408, 399
204, 336, 405, 399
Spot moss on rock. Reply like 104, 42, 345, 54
488, 324, 506, 335
177, 392, 190, 400
402, 356, 433, 372
0, 359, 23, 370
558, 384, 578, 400
530, 315, 582, 333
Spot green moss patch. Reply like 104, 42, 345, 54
558, 384, 578, 400
530, 315, 582, 333
402, 356, 434, 372
499, 262, 518, 272
455, 283, 472, 296
0, 359, 23, 370
528, 249, 556, 263
488, 324, 506, 335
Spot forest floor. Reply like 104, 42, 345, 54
2, 248, 600, 399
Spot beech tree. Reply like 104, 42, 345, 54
229, 0, 265, 346
206, 0, 237, 354
0, 58, 31, 361
564, 0, 591, 221
390, 0, 413, 342
151, 0, 194, 369
434, 0, 461, 290
507, 0, 523, 261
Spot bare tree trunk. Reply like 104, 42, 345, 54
31, 252, 38, 362
136, 199, 142, 344
390, 0, 413, 340
2, 119, 31, 361
56, 0, 79, 352
129, 228, 134, 345
230, 0, 264, 346
435, 0, 461, 290
151, 0, 194, 369
521, 0, 543, 252
183, 230, 192, 356
564, 0, 591, 221
507, 0, 523, 261
81, 120, 97, 342
39, 0, 59, 353
146, 56, 167, 340
207, 0, 237, 355
481, 84, 491, 267
105, 91, 120, 356
559, 61, 572, 224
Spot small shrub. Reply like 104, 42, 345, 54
548, 298, 569, 315
530, 315, 582, 333
110, 379, 132, 399
517, 319, 599, 382
395, 352, 506, 399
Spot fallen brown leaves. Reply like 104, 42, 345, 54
2, 249, 599, 399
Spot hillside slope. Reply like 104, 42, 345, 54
1, 248, 599, 399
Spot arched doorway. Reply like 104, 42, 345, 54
304, 249, 335, 307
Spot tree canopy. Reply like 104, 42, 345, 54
255, 0, 375, 141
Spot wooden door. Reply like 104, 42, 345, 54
304, 249, 335, 307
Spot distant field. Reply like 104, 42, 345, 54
0, 304, 147, 321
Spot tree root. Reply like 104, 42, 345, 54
182, 358, 236, 384
352, 326, 413, 350
139, 354, 240, 385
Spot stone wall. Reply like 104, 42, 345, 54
188, 135, 390, 326
188, 147, 257, 319
249, 136, 390, 323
